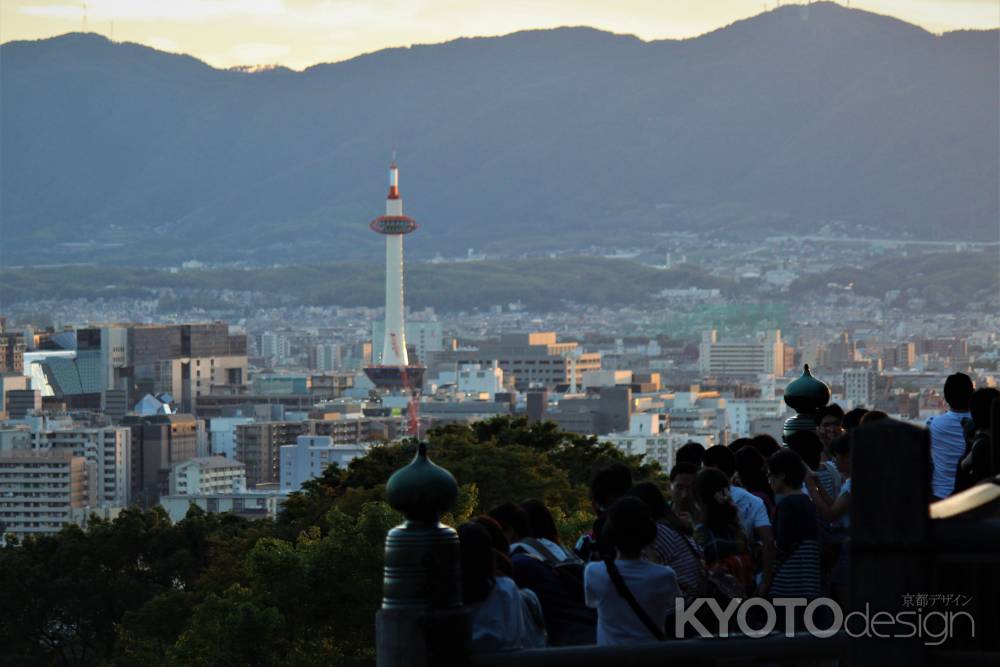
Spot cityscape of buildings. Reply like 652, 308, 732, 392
1, 164, 997, 544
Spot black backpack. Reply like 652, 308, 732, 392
516, 538, 596, 646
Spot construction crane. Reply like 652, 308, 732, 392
389, 333, 420, 437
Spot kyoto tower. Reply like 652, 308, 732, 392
364, 159, 425, 390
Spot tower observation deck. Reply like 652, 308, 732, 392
364, 160, 426, 390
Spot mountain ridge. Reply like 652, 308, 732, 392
2, 2, 997, 267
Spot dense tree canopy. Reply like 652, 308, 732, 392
0, 417, 664, 666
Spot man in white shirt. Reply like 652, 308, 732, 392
927, 373, 974, 500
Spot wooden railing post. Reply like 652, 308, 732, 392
376, 442, 468, 667
850, 419, 931, 667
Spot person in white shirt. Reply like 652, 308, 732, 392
927, 373, 974, 500
584, 497, 680, 645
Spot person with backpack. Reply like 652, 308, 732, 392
490, 501, 596, 646
584, 497, 679, 645
460, 522, 547, 652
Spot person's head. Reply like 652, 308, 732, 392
767, 448, 808, 494
830, 434, 851, 475
970, 387, 1000, 431
603, 496, 657, 558
519, 498, 560, 544
944, 373, 975, 412
669, 462, 698, 505
703, 445, 736, 479
627, 481, 669, 520
676, 441, 706, 468
459, 522, 495, 604
727, 437, 753, 453
734, 445, 771, 497
629, 480, 693, 535
471, 514, 513, 577
859, 410, 888, 425
589, 463, 633, 513
842, 408, 869, 431
694, 466, 738, 533
487, 502, 529, 544
750, 433, 781, 458
817, 404, 845, 448
786, 430, 823, 470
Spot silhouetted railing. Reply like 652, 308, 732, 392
378, 401, 1000, 667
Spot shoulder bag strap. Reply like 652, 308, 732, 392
603, 558, 664, 641
522, 537, 560, 565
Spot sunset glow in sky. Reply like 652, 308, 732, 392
2, 0, 997, 70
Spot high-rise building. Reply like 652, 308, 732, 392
699, 330, 785, 379
0, 449, 87, 540
843, 368, 878, 408
126, 414, 200, 506
312, 343, 340, 372
235, 421, 311, 488
40, 426, 131, 507
364, 160, 425, 389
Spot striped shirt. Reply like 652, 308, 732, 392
645, 522, 706, 603
770, 494, 822, 599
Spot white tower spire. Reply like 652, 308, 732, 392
368, 158, 418, 369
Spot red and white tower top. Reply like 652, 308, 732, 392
370, 159, 417, 235
388, 159, 400, 200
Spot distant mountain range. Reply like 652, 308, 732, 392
1, 2, 997, 267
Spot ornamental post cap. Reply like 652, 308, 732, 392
385, 442, 458, 524
783, 364, 831, 414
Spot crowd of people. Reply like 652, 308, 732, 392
457, 372, 997, 650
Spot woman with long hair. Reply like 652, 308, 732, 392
693, 467, 754, 593
628, 481, 706, 604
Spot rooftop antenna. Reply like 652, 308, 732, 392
82, 1, 88, 32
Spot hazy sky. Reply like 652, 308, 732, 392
2, 0, 997, 70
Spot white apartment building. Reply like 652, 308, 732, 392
0, 449, 87, 540
843, 368, 877, 408
699, 329, 785, 378
280, 435, 370, 492
605, 414, 697, 470
457, 362, 504, 399
168, 456, 247, 496
726, 398, 789, 439
209, 416, 253, 459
